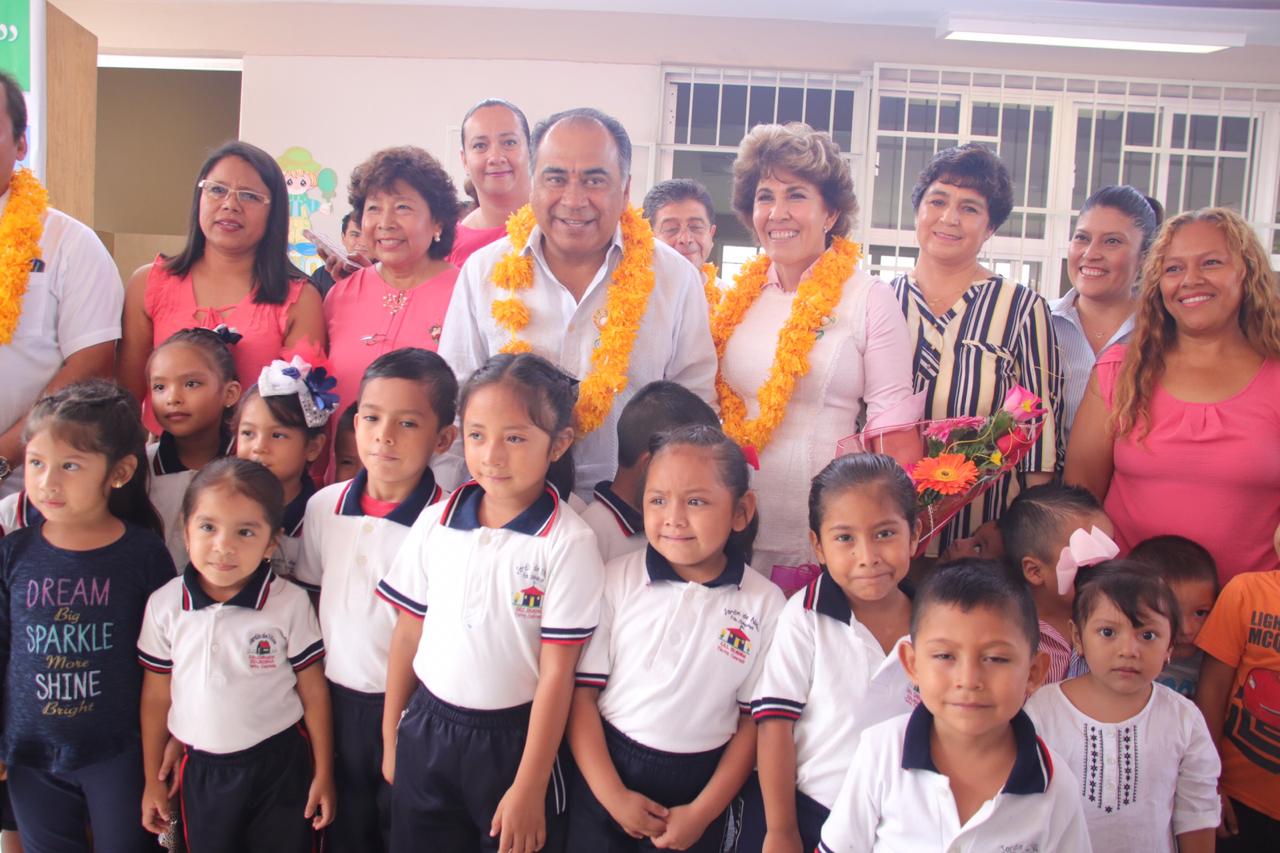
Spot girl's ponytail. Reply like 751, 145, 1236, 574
24, 380, 163, 536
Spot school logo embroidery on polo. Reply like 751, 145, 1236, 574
998, 845, 1039, 852
247, 632, 281, 671
513, 586, 545, 617
718, 627, 751, 662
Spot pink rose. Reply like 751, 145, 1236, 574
923, 416, 986, 442
1001, 386, 1046, 422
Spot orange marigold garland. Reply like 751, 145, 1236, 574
710, 237, 861, 452
0, 170, 48, 346
489, 204, 657, 436
701, 262, 720, 312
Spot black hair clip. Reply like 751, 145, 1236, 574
212, 324, 243, 346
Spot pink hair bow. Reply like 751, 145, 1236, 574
1056, 526, 1119, 595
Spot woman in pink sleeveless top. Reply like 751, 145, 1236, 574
117, 141, 327, 430
1066, 207, 1280, 583
446, 98, 531, 269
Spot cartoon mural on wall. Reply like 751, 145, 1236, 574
277, 146, 338, 275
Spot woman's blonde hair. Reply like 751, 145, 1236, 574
731, 122, 857, 247
1110, 207, 1280, 437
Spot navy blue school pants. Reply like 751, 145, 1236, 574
736, 771, 828, 853
6, 743, 152, 853
1216, 798, 1280, 853
389, 685, 567, 853
564, 721, 739, 853
180, 724, 315, 853
326, 681, 390, 853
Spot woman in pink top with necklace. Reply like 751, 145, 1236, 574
1067, 207, 1280, 583
324, 146, 460, 414
447, 98, 531, 268
117, 141, 327, 430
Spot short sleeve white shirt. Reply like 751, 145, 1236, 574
145, 432, 236, 572
136, 563, 325, 754
1022, 681, 1220, 853
378, 482, 604, 710
439, 229, 717, 499
576, 546, 785, 754
819, 706, 1092, 853
751, 570, 918, 807
0, 199, 123, 498
578, 480, 645, 565
270, 476, 316, 578
293, 469, 445, 694
0, 490, 40, 535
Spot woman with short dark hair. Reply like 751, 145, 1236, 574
324, 145, 461, 413
890, 143, 1062, 550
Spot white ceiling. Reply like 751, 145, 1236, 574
194, 0, 1280, 43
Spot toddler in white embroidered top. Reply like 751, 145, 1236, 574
1023, 559, 1221, 853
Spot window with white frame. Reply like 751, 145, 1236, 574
659, 67, 867, 280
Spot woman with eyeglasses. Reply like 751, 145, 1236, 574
118, 140, 327, 430
323, 145, 460, 414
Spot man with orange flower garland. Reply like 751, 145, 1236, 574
439, 107, 716, 500
0, 72, 123, 503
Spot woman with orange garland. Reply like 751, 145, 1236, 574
715, 123, 920, 581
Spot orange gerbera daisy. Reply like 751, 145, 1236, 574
912, 453, 979, 496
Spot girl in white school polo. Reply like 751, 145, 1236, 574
1023, 562, 1221, 853
138, 458, 334, 853
378, 353, 604, 853
294, 348, 460, 853
567, 424, 785, 852
743, 453, 921, 853
235, 356, 335, 577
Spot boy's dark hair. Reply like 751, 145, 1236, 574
615, 381, 719, 469
358, 348, 459, 427
336, 402, 358, 436
237, 385, 326, 439
912, 558, 1040, 654
183, 457, 285, 533
808, 452, 917, 536
150, 327, 239, 384
645, 424, 758, 562
910, 143, 1014, 231
340, 211, 356, 234
458, 353, 578, 500
1072, 559, 1182, 646
0, 70, 26, 140
1127, 535, 1218, 592
23, 380, 163, 535
998, 482, 1103, 580
164, 141, 305, 305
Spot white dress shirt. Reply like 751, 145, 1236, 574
438, 224, 717, 499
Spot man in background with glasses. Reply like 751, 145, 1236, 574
643, 178, 718, 276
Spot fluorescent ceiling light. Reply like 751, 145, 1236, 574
97, 54, 243, 72
940, 15, 1245, 54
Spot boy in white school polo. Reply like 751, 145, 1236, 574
744, 569, 918, 849
0, 488, 40, 534
294, 348, 461, 853
818, 560, 1090, 853
579, 381, 719, 564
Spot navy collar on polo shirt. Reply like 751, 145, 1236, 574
282, 474, 316, 537
644, 545, 746, 589
441, 481, 560, 537
805, 568, 915, 624
180, 560, 273, 611
152, 429, 235, 476
900, 704, 1051, 795
334, 467, 441, 527
592, 480, 643, 537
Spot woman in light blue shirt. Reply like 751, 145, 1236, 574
1051, 186, 1162, 445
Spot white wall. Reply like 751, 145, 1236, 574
239, 55, 661, 243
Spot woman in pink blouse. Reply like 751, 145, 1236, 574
324, 146, 460, 412
1067, 208, 1280, 583
448, 98, 532, 268
717, 123, 922, 580
118, 141, 327, 428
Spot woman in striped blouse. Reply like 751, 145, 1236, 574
890, 144, 1062, 550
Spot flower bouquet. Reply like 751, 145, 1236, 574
836, 386, 1045, 555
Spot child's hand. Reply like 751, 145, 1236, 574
381, 734, 397, 785
489, 779, 546, 853
141, 777, 172, 835
762, 827, 805, 853
602, 788, 668, 839
159, 735, 185, 797
651, 803, 713, 850
305, 772, 336, 829
0, 759, 6, 781
1218, 791, 1239, 839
